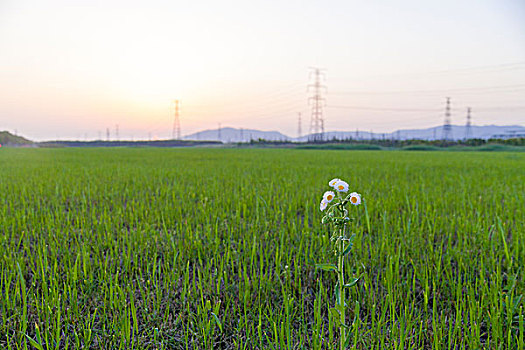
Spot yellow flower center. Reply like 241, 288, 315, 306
327, 195, 333, 200
351, 196, 357, 203
338, 185, 344, 190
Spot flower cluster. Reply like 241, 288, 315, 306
320, 178, 361, 212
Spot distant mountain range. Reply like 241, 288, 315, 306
184, 125, 525, 142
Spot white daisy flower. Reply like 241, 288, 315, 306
349, 192, 361, 206
329, 178, 340, 187
334, 180, 349, 193
320, 199, 328, 211
323, 191, 335, 203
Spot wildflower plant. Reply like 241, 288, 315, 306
317, 178, 362, 349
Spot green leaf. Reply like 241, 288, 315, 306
512, 295, 523, 315
335, 283, 341, 305
344, 333, 352, 348
35, 323, 43, 347
25, 334, 44, 350
342, 243, 353, 256
342, 234, 356, 256
344, 278, 359, 288
211, 312, 223, 333
315, 263, 338, 272
329, 307, 350, 329
364, 198, 371, 233
329, 307, 340, 320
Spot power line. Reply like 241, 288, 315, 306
329, 83, 525, 96
327, 105, 440, 112
331, 61, 525, 82
182, 82, 306, 110
419, 61, 525, 75
327, 103, 525, 113
141, 60, 524, 139
185, 91, 306, 116
474, 106, 525, 111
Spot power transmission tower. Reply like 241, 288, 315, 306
106, 128, 110, 141
308, 67, 326, 142
465, 107, 472, 140
297, 112, 302, 139
171, 100, 181, 140
442, 97, 453, 141
240, 128, 244, 142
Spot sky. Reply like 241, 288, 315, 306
1, 0, 524, 141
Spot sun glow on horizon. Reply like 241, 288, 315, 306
1, 0, 524, 140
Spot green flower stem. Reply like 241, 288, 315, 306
338, 231, 346, 350
320, 185, 360, 349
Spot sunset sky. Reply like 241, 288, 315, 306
1, 0, 524, 141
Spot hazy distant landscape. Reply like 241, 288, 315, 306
183, 124, 525, 142
2, 124, 524, 147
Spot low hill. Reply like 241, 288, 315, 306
184, 127, 290, 142
0, 131, 33, 146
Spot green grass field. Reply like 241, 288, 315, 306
1, 148, 524, 349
